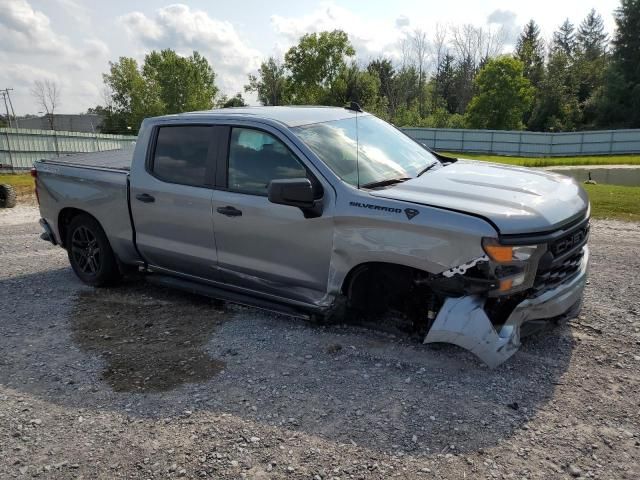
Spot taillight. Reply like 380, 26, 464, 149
31, 167, 40, 205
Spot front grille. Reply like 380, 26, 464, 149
549, 224, 589, 256
533, 249, 584, 293
533, 221, 589, 293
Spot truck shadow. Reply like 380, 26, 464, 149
0, 268, 575, 455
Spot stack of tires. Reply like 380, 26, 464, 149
0, 184, 17, 208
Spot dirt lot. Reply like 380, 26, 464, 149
0, 205, 638, 479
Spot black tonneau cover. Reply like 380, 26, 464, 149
41, 146, 134, 171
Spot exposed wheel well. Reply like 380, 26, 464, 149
341, 262, 440, 332
58, 208, 98, 249
341, 262, 430, 296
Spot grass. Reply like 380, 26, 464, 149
583, 184, 640, 222
0, 173, 33, 196
443, 152, 640, 167
1, 170, 639, 221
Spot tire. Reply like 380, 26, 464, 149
0, 184, 17, 208
66, 214, 121, 287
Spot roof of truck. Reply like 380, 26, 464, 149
155, 106, 364, 127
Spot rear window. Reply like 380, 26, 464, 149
152, 126, 211, 186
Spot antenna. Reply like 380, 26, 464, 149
355, 107, 360, 189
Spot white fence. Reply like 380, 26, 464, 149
2, 127, 640, 171
402, 128, 640, 157
0, 128, 136, 170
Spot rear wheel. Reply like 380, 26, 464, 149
66, 214, 120, 286
0, 184, 17, 208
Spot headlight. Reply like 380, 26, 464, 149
482, 238, 545, 294
482, 239, 539, 263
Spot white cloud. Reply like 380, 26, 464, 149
50, 0, 91, 25
0, 62, 59, 85
83, 38, 110, 59
270, 2, 407, 60
487, 9, 519, 47
118, 4, 262, 94
395, 15, 410, 28
487, 9, 517, 26
119, 11, 164, 43
0, 0, 74, 55
0, 0, 109, 114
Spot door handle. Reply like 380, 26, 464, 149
135, 193, 155, 203
216, 205, 242, 217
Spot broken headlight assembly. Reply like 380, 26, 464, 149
482, 238, 545, 295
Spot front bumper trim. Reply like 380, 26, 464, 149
424, 246, 589, 368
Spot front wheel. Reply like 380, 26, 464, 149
66, 214, 121, 287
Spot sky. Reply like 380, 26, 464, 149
0, 0, 622, 115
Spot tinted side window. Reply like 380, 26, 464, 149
228, 128, 307, 195
152, 126, 211, 186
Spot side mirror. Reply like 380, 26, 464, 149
268, 178, 315, 208
267, 178, 323, 218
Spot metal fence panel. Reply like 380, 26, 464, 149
402, 127, 640, 157
2, 127, 640, 168
0, 128, 136, 170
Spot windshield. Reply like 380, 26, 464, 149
293, 115, 438, 187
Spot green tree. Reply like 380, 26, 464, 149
284, 30, 355, 103
328, 62, 381, 110
552, 19, 577, 57
143, 50, 217, 113
577, 9, 609, 60
574, 9, 609, 124
217, 93, 247, 108
515, 20, 545, 89
528, 51, 581, 131
451, 56, 476, 114
529, 20, 581, 131
595, 0, 640, 127
102, 49, 218, 133
102, 57, 162, 133
612, 0, 640, 82
367, 57, 396, 114
245, 57, 290, 106
433, 53, 457, 113
465, 56, 534, 130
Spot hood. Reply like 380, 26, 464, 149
370, 160, 589, 235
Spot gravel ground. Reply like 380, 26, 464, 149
0, 205, 638, 479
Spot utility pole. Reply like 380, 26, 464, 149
0, 88, 18, 128
1, 91, 12, 128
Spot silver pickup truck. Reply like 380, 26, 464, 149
34, 106, 590, 367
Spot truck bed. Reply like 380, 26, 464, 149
40, 146, 134, 171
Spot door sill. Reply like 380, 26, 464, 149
144, 270, 323, 319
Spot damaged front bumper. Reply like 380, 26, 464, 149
424, 246, 589, 368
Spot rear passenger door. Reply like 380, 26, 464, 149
130, 125, 224, 279
211, 126, 334, 304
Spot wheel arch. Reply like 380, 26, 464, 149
58, 207, 102, 249
340, 261, 432, 305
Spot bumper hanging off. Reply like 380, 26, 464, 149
424, 247, 589, 368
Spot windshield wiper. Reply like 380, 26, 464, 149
361, 177, 411, 189
416, 161, 439, 177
